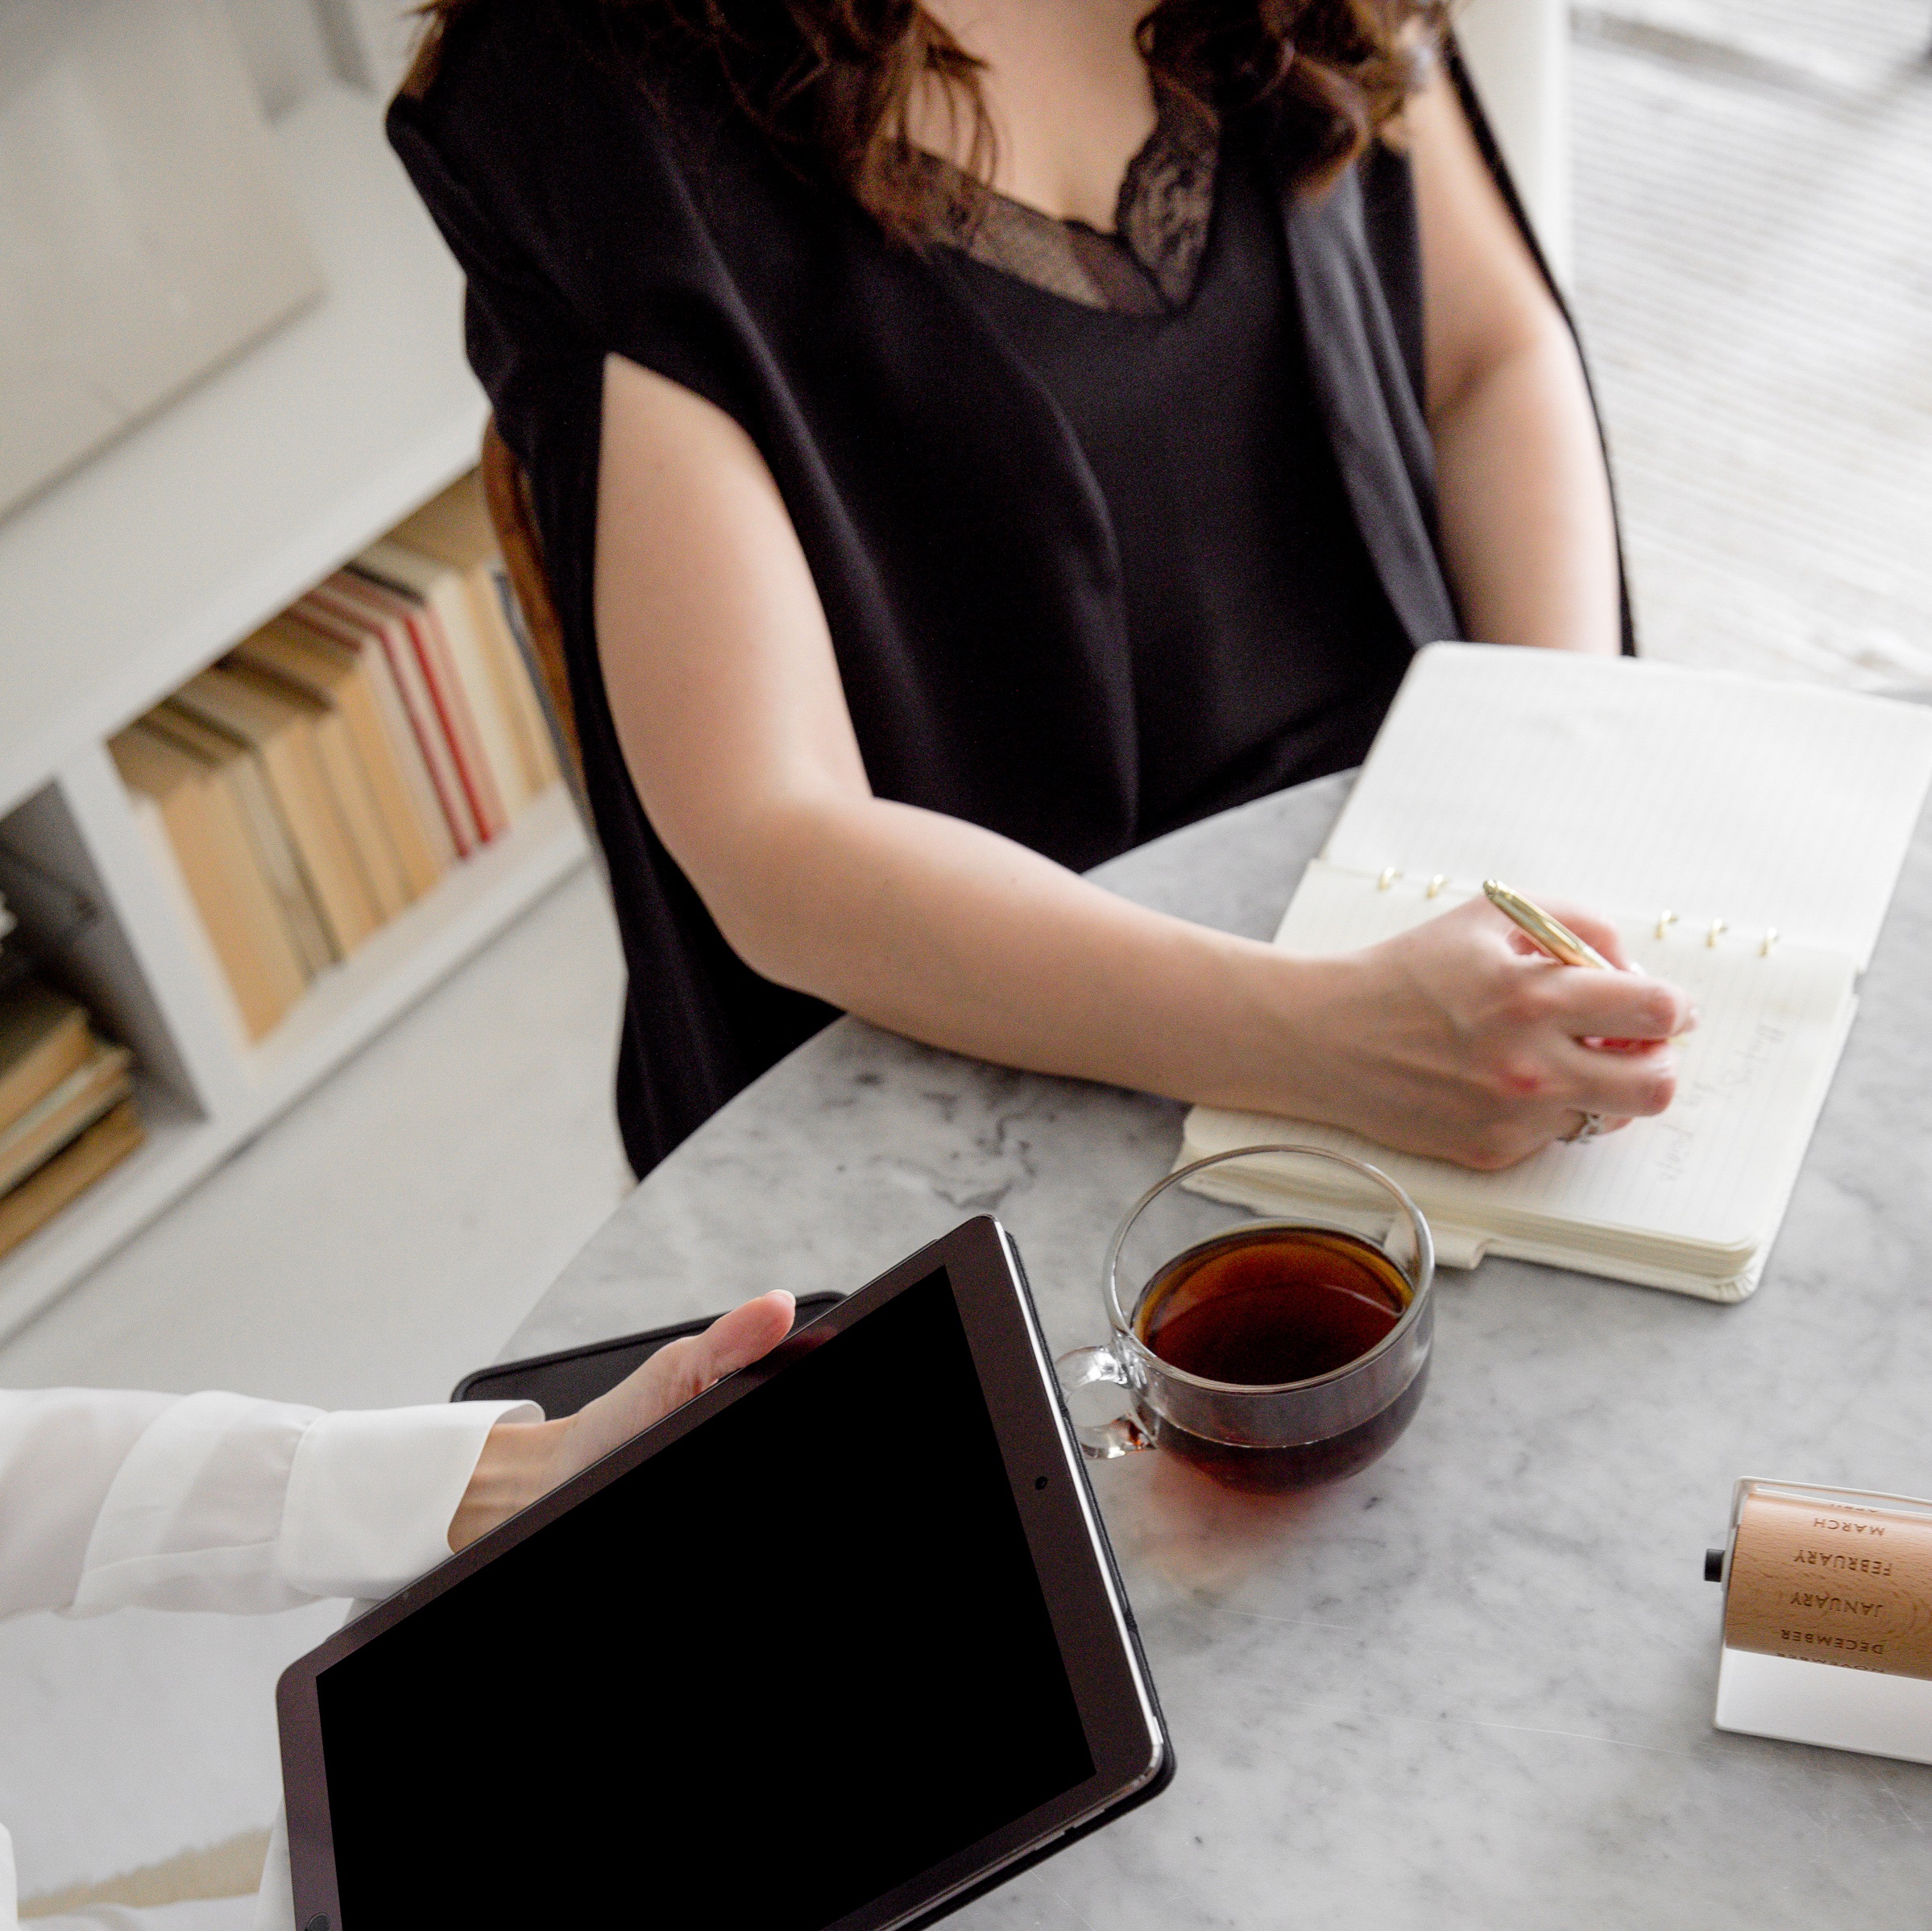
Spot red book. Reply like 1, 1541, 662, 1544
296, 577, 482, 856
342, 567, 509, 843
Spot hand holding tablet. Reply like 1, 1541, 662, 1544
279, 1220, 1171, 1931
445, 1287, 798, 1552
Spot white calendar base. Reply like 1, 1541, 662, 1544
1715, 1646, 1932, 1765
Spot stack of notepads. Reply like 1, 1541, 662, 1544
0, 966, 143, 1263
1180, 645, 1932, 1302
110, 473, 558, 1041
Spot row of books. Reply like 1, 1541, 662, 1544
0, 937, 143, 1262
110, 473, 558, 1041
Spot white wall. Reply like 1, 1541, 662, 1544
217, 0, 332, 115
217, 0, 414, 114
1457, 0, 1574, 282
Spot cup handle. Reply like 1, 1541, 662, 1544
1055, 1345, 1155, 1461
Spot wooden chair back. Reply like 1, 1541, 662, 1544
479, 419, 589, 810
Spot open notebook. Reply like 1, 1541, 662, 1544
1180, 645, 1932, 1301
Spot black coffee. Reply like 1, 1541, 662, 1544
1134, 1225, 1420, 1492
1138, 1225, 1411, 1384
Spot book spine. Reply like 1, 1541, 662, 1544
259, 727, 379, 956
230, 628, 442, 914
471, 566, 558, 792
0, 1099, 143, 1262
193, 770, 311, 1022
399, 600, 509, 842
220, 750, 336, 975
311, 707, 411, 922
137, 780, 298, 1041
0, 1047, 133, 1195
425, 572, 532, 818
331, 657, 447, 895
301, 587, 478, 858
0, 1009, 90, 1131
143, 706, 331, 978
357, 541, 533, 823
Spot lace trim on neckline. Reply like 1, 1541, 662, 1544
927, 89, 1219, 316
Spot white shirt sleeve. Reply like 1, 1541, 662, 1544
2, 1388, 541, 1931
0, 1389, 537, 1619
0, 1390, 173, 1619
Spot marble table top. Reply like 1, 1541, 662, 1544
507, 772, 1932, 1928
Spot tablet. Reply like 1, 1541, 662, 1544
277, 1216, 1172, 1930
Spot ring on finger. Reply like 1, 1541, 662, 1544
1560, 1110, 1607, 1144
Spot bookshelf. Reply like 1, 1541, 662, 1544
0, 84, 588, 1342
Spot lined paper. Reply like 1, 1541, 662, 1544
1183, 862, 1857, 1284
1323, 645, 1932, 968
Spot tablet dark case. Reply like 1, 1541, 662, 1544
279, 1218, 1172, 1931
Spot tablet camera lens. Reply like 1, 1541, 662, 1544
1034, 1476, 1049, 1490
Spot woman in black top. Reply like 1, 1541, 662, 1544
391, 0, 1692, 1179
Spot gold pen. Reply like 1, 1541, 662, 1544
1482, 879, 1615, 971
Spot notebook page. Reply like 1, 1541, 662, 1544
1324, 645, 1932, 968
1184, 861, 1856, 1262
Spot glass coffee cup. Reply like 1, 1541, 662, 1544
1056, 1146, 1435, 1493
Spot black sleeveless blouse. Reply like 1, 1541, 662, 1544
954, 138, 1412, 840
390, 3, 1626, 1178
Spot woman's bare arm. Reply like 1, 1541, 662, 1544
1408, 68, 1622, 655
593, 355, 1686, 1170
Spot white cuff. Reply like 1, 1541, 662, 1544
278, 1400, 538, 1601
66, 1393, 539, 1617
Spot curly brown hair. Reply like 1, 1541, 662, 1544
404, 1, 1443, 236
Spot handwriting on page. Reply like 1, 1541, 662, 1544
1321, 645, 1932, 968
1233, 864, 1858, 1253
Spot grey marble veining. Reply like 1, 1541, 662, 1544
507, 770, 1932, 1926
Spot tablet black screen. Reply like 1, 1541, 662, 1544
316, 1268, 1095, 1927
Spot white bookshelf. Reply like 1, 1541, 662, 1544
0, 83, 589, 1341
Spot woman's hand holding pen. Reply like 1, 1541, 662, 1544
1278, 897, 1696, 1171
